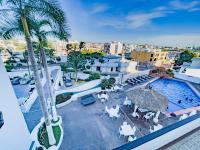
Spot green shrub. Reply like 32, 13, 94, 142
109, 77, 116, 85
20, 59, 27, 63
56, 93, 73, 105
86, 72, 100, 81
101, 78, 116, 89
5, 63, 13, 72
85, 65, 91, 69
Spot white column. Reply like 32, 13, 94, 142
46, 124, 56, 145
153, 111, 160, 123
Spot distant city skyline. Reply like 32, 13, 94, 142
59, 0, 200, 47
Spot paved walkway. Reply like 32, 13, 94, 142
23, 69, 59, 132
165, 129, 200, 150
58, 93, 127, 150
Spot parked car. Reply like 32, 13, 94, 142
0, 111, 4, 129
19, 78, 31, 85
11, 77, 21, 85
65, 79, 73, 87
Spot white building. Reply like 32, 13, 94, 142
88, 54, 137, 74
110, 41, 123, 55
174, 58, 200, 84
0, 59, 35, 150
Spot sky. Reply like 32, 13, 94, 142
59, 0, 200, 47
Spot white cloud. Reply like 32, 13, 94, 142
91, 3, 109, 14
170, 0, 200, 11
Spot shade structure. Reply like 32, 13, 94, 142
126, 87, 168, 113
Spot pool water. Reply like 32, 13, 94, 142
150, 78, 200, 112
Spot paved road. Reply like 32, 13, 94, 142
23, 69, 59, 132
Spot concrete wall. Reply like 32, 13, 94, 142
174, 72, 200, 84
134, 116, 200, 150
0, 59, 33, 150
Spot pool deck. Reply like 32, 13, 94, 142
58, 82, 180, 149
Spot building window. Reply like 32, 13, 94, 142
96, 66, 101, 71
151, 54, 154, 57
111, 67, 113, 72
150, 58, 152, 61
154, 58, 157, 61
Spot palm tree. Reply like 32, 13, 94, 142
28, 18, 70, 121
0, 0, 68, 145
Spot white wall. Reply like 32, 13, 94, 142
134, 116, 200, 150
0, 59, 33, 150
174, 72, 200, 84
56, 79, 101, 95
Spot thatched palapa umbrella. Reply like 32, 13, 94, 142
126, 87, 168, 123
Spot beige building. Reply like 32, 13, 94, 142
131, 51, 168, 67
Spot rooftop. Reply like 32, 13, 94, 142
57, 84, 180, 149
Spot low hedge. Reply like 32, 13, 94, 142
56, 93, 73, 105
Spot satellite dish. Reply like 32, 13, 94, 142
0, 111, 4, 129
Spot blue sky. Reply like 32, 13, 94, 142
59, 0, 200, 47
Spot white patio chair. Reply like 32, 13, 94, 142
128, 136, 137, 142
189, 110, 197, 116
119, 128, 124, 138
123, 121, 128, 126
132, 112, 139, 118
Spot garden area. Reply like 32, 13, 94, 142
56, 93, 73, 105
37, 123, 62, 149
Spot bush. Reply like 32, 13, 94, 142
20, 59, 27, 63
85, 65, 91, 69
101, 78, 116, 89
166, 69, 174, 75
83, 70, 92, 74
56, 93, 73, 105
109, 77, 116, 85
86, 72, 100, 81
5, 63, 13, 72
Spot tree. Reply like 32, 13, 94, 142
175, 50, 197, 66
28, 18, 70, 122
0, 0, 68, 145
67, 51, 86, 81
79, 41, 86, 50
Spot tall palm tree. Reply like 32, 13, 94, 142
0, 0, 68, 145
28, 19, 70, 121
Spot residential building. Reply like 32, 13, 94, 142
0, 58, 35, 150
88, 54, 137, 74
174, 57, 200, 84
103, 41, 123, 55
131, 50, 168, 67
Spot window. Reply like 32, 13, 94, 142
151, 54, 154, 57
150, 58, 152, 61
96, 66, 101, 71
154, 58, 157, 61
111, 67, 113, 72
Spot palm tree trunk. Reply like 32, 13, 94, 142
21, 16, 56, 145
40, 46, 58, 121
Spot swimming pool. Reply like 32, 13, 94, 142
150, 78, 200, 112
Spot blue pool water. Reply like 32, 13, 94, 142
150, 78, 200, 112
